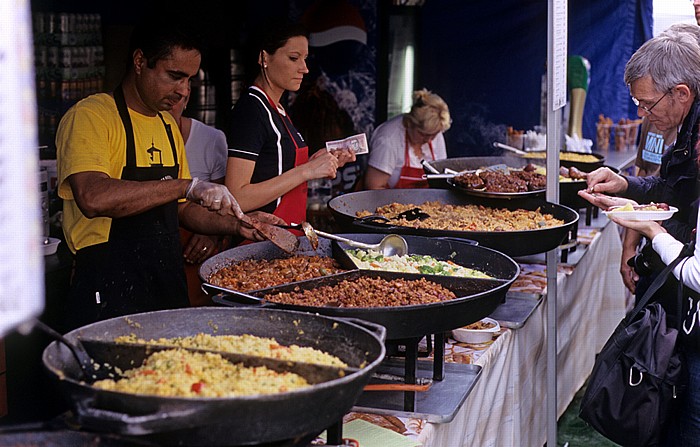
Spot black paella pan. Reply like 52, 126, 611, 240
327, 189, 578, 257
423, 156, 616, 211
203, 234, 519, 341
42, 307, 385, 446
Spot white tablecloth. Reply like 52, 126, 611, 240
416, 222, 626, 446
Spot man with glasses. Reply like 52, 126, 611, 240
580, 29, 700, 293
579, 29, 700, 446
619, 25, 700, 295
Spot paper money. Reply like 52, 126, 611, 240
325, 133, 368, 155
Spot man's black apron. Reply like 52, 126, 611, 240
63, 86, 188, 331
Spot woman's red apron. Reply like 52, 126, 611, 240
261, 90, 309, 232
395, 130, 435, 189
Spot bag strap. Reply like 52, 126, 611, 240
625, 241, 695, 325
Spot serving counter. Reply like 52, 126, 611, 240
337, 213, 626, 446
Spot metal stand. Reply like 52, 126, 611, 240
352, 359, 482, 423
354, 334, 480, 423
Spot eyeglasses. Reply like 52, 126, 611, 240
631, 90, 671, 115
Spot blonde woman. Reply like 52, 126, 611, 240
365, 89, 451, 189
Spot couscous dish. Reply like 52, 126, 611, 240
93, 349, 310, 397
114, 333, 347, 368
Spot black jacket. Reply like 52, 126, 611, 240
625, 99, 700, 244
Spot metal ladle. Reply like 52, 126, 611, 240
288, 223, 408, 257
320, 232, 408, 257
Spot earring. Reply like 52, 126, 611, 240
263, 63, 268, 68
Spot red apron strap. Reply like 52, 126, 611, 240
396, 130, 434, 189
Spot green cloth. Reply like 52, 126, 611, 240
568, 55, 590, 92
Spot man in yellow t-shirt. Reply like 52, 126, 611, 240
56, 14, 282, 331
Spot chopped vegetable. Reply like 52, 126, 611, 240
345, 249, 493, 279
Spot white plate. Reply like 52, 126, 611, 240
603, 206, 678, 221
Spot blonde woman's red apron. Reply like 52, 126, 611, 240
395, 131, 435, 189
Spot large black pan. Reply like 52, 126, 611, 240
423, 155, 524, 188
518, 150, 606, 170
42, 308, 385, 446
327, 189, 578, 257
423, 156, 616, 211
204, 234, 519, 341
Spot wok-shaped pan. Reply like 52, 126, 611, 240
42, 308, 385, 446
327, 189, 578, 257
518, 150, 606, 170
205, 234, 519, 340
423, 156, 616, 210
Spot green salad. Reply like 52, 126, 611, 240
345, 249, 493, 279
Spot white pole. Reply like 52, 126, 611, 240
0, 0, 44, 337
546, 0, 567, 444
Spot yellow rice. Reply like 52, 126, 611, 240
93, 349, 310, 398
114, 333, 347, 368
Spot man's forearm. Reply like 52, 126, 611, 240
178, 202, 240, 236
70, 172, 192, 219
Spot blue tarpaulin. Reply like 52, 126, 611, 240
417, 0, 653, 156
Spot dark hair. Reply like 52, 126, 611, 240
244, 17, 309, 84
127, 13, 206, 69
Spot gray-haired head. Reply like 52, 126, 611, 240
624, 31, 700, 97
661, 22, 700, 43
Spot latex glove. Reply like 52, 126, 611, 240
185, 178, 241, 217
585, 167, 628, 195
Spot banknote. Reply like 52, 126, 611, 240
325, 133, 368, 155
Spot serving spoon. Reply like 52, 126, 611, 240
32, 319, 120, 381
285, 223, 408, 257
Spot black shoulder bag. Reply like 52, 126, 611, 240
579, 242, 694, 447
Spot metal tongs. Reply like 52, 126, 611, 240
423, 164, 511, 180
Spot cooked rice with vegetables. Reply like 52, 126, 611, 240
93, 349, 309, 397
114, 333, 347, 368
357, 201, 564, 231
346, 249, 493, 279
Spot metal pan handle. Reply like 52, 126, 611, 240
203, 283, 266, 304
334, 317, 387, 343
76, 405, 202, 435
211, 293, 269, 307
352, 216, 403, 232
435, 237, 479, 246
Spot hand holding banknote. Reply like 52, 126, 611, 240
325, 133, 366, 167
326, 133, 368, 155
